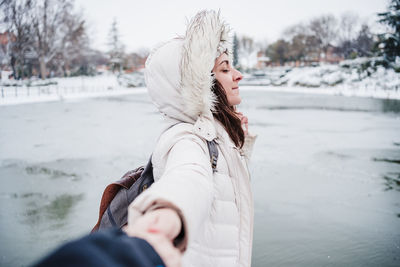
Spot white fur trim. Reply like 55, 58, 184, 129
180, 10, 232, 118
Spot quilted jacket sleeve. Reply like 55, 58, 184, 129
127, 134, 214, 252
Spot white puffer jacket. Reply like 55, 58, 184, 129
127, 10, 257, 267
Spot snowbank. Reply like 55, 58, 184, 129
0, 75, 146, 106
241, 57, 400, 99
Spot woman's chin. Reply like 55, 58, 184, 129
228, 96, 241, 106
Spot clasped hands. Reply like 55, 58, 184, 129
123, 208, 182, 267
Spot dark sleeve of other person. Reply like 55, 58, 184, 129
32, 228, 165, 267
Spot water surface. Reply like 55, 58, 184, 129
0, 89, 399, 266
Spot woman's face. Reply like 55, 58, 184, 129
212, 53, 243, 106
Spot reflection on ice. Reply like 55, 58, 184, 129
25, 165, 80, 180
373, 157, 400, 165
44, 194, 85, 220
381, 99, 400, 113
382, 173, 400, 192
325, 151, 353, 159
258, 105, 372, 112
22, 193, 84, 227
18, 192, 44, 198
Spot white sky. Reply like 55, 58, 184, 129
74, 0, 389, 53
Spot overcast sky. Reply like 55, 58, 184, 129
74, 0, 389, 53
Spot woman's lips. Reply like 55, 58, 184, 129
232, 87, 238, 90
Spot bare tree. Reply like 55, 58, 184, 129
56, 8, 89, 76
283, 23, 320, 63
1, 0, 91, 78
136, 47, 149, 59
31, 0, 72, 79
266, 39, 290, 65
338, 12, 359, 44
283, 23, 308, 40
308, 14, 338, 60
1, 0, 35, 79
335, 12, 360, 58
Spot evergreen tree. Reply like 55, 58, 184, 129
233, 33, 239, 68
377, 0, 400, 64
107, 18, 124, 73
354, 24, 374, 57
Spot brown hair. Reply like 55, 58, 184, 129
211, 80, 244, 148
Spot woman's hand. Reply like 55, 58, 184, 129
123, 208, 182, 267
237, 112, 248, 136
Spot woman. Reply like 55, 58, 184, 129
124, 10, 257, 267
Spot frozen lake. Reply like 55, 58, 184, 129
0, 88, 399, 266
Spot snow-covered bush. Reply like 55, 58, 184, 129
240, 57, 400, 92
117, 72, 145, 88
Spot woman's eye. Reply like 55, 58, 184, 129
222, 69, 229, 73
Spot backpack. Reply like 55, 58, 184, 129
92, 139, 218, 232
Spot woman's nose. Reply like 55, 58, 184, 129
234, 69, 243, 82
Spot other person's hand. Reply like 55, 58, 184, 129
123, 208, 182, 267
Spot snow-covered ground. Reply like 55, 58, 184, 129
241, 58, 400, 100
0, 75, 147, 106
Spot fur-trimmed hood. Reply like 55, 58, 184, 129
145, 10, 232, 128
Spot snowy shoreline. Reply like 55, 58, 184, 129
1, 71, 400, 106
0, 75, 147, 106
0, 87, 147, 106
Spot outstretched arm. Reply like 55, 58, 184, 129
127, 135, 214, 254
32, 228, 168, 267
